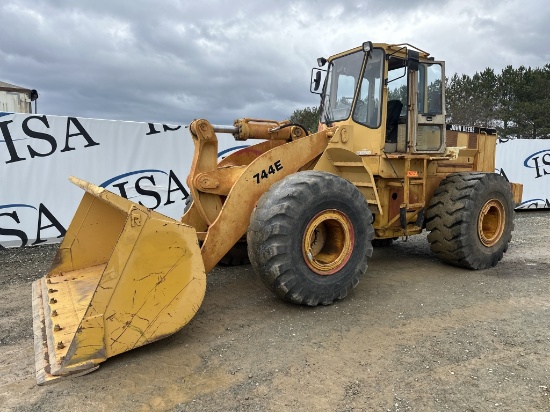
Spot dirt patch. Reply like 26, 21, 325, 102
1, 211, 549, 411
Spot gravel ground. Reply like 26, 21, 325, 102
0, 210, 549, 411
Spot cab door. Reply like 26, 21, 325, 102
412, 61, 446, 153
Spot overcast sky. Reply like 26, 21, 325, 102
1, 0, 549, 125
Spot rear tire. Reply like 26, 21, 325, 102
425, 172, 514, 270
247, 171, 374, 306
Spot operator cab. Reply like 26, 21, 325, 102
311, 42, 446, 154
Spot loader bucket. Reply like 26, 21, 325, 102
32, 177, 206, 385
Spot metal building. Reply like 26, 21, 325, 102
0, 81, 38, 113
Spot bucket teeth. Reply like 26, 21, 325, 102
32, 272, 102, 385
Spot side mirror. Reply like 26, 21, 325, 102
310, 68, 326, 94
313, 71, 321, 91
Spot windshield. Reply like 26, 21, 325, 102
321, 48, 383, 128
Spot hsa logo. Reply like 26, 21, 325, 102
0, 203, 66, 249
100, 169, 189, 210
524, 149, 550, 178
1, 115, 99, 164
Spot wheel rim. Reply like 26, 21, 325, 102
478, 199, 505, 247
302, 209, 354, 275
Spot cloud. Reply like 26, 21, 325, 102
1, 0, 549, 125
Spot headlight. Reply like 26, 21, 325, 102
362, 41, 373, 53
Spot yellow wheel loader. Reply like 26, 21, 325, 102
32, 42, 523, 384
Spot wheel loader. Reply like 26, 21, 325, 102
31, 42, 523, 384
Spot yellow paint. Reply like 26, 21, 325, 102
33, 178, 205, 384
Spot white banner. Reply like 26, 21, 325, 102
0, 112, 246, 248
1, 112, 548, 248
496, 138, 550, 209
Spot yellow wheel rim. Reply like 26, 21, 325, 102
302, 210, 354, 275
478, 199, 505, 247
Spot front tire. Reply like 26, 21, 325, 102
425, 172, 514, 270
247, 171, 374, 306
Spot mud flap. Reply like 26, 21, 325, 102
32, 177, 206, 385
